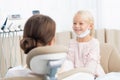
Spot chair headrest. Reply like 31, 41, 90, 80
26, 45, 67, 75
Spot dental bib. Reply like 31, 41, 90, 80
77, 29, 90, 38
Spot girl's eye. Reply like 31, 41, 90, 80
79, 23, 83, 25
73, 23, 76, 25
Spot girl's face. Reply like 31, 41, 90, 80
73, 14, 92, 35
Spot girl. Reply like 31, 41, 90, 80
61, 10, 105, 79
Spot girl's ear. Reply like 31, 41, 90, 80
89, 23, 94, 36
89, 23, 94, 30
48, 37, 55, 46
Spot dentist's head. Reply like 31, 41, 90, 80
20, 14, 56, 54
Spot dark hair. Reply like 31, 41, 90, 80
20, 14, 56, 54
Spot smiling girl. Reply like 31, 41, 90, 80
61, 10, 105, 79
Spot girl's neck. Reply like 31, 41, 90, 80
76, 35, 92, 42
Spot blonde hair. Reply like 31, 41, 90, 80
74, 10, 95, 36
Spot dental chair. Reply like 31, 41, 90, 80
26, 45, 67, 80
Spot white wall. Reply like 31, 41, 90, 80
0, 0, 100, 32
3, 0, 120, 32
101, 0, 120, 29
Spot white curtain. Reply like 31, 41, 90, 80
0, 33, 25, 77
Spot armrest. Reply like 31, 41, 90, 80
109, 47, 120, 72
